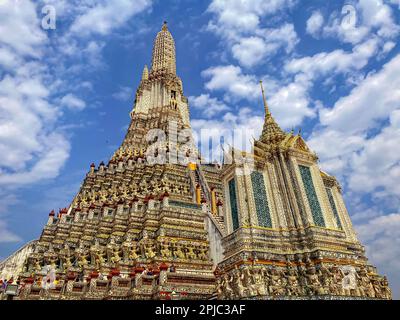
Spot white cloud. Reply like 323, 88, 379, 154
112, 86, 133, 102
285, 37, 380, 78
319, 54, 400, 133
60, 93, 86, 111
69, 0, 152, 37
320, 0, 400, 45
207, 0, 298, 68
0, 0, 152, 190
192, 108, 264, 163
308, 55, 400, 205
207, 0, 295, 40
202, 65, 314, 128
189, 94, 229, 118
356, 213, 400, 298
0, 1, 47, 58
0, 193, 21, 243
232, 24, 299, 68
202, 65, 260, 101
232, 37, 269, 68
0, 220, 21, 243
268, 75, 315, 128
306, 11, 324, 37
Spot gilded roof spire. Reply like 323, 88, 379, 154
142, 65, 149, 80
260, 81, 270, 116
258, 81, 286, 145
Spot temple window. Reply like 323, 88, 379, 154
228, 178, 239, 231
326, 188, 342, 230
251, 171, 272, 228
299, 165, 326, 227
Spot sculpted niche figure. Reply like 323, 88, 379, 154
60, 244, 74, 271
357, 267, 375, 298
286, 266, 302, 296
76, 243, 89, 269
160, 240, 172, 258
251, 268, 267, 296
232, 266, 246, 298
268, 268, 286, 296
107, 238, 122, 264
222, 273, 234, 299
319, 263, 335, 295
306, 266, 325, 295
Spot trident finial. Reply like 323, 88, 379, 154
260, 80, 270, 116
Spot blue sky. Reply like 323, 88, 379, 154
0, 0, 399, 298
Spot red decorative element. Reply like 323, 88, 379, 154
67, 272, 76, 281
25, 277, 35, 284
163, 191, 169, 198
216, 199, 223, 207
49, 210, 55, 217
90, 271, 99, 279
135, 266, 145, 273
153, 267, 160, 275
89, 203, 96, 210
129, 269, 136, 278
111, 268, 120, 277
201, 198, 207, 204
159, 262, 169, 271
132, 196, 139, 203
181, 291, 188, 296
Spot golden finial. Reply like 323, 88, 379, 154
260, 80, 270, 116
162, 21, 168, 31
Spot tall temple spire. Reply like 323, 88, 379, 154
151, 21, 176, 75
260, 80, 270, 116
259, 81, 285, 145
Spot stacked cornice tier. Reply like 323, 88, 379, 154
3, 22, 391, 301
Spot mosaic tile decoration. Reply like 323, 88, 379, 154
251, 171, 272, 228
326, 188, 342, 230
299, 165, 326, 227
228, 178, 240, 230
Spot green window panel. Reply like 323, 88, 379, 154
251, 171, 272, 228
326, 188, 342, 230
299, 165, 326, 227
228, 178, 240, 231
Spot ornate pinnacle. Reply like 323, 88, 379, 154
260, 80, 270, 116
142, 65, 149, 81
151, 21, 176, 75
258, 80, 286, 146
